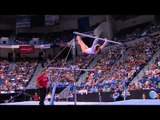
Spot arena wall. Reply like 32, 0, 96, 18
116, 15, 155, 31
16, 15, 106, 33
94, 15, 155, 39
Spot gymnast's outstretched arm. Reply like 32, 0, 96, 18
100, 38, 109, 50
90, 36, 99, 49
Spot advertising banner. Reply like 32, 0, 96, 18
19, 46, 34, 53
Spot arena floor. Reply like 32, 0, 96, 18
0, 99, 160, 105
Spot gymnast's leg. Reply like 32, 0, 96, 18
76, 35, 89, 53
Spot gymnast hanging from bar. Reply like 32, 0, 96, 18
76, 35, 109, 55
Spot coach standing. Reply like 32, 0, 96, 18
35, 70, 49, 105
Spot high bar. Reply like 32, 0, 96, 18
48, 67, 95, 71
73, 32, 122, 45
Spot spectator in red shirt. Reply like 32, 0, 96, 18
35, 70, 49, 105
33, 92, 39, 101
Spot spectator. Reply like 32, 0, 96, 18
33, 92, 39, 101
142, 93, 146, 99
46, 92, 51, 101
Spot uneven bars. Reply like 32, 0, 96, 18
48, 67, 95, 71
73, 32, 122, 45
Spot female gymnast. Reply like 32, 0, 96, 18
76, 35, 108, 55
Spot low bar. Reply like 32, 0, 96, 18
73, 31, 122, 45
